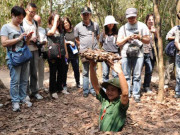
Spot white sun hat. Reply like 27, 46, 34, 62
104, 15, 119, 26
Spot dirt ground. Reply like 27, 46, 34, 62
0, 66, 180, 135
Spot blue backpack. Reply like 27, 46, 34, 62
165, 40, 176, 57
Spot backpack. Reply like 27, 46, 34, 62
165, 40, 176, 57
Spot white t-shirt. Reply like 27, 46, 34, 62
117, 21, 150, 58
38, 27, 47, 42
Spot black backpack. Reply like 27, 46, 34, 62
165, 40, 176, 57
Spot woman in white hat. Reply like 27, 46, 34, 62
100, 15, 119, 82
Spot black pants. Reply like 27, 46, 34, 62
48, 56, 66, 94
63, 57, 80, 87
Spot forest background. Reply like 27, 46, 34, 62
0, 0, 179, 65
0, 0, 180, 101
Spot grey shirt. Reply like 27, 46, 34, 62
22, 18, 38, 51
0, 24, 24, 59
117, 21, 150, 58
99, 32, 119, 53
74, 21, 100, 52
166, 26, 179, 40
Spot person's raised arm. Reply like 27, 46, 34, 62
47, 15, 59, 36
109, 61, 129, 105
90, 60, 100, 95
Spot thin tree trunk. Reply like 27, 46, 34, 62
87, 0, 90, 7
153, 0, 164, 102
50, 0, 52, 13
176, 0, 180, 25
152, 34, 159, 67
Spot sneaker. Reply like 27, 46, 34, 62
44, 88, 49, 93
0, 103, 3, 108
63, 86, 67, 91
52, 93, 58, 99
134, 97, 140, 103
76, 84, 81, 88
174, 94, 180, 98
12, 102, 20, 112
34, 93, 43, 100
144, 87, 152, 93
83, 93, 88, 98
25, 95, 30, 101
22, 100, 32, 107
164, 85, 168, 89
92, 92, 96, 97
62, 89, 70, 94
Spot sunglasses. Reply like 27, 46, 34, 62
28, 9, 36, 14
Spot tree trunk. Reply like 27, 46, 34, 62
176, 0, 180, 25
87, 0, 90, 7
0, 79, 6, 89
50, 0, 52, 13
153, 0, 164, 102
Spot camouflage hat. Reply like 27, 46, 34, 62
101, 78, 120, 89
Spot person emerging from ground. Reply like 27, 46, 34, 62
90, 60, 129, 132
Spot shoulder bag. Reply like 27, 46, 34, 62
8, 27, 32, 66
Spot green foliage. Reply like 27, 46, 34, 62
0, 45, 6, 66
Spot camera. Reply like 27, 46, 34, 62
36, 41, 46, 49
133, 30, 139, 34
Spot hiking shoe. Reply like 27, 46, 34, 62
52, 93, 59, 99
62, 89, 70, 94
22, 100, 32, 107
34, 93, 43, 100
83, 93, 88, 98
25, 95, 30, 101
174, 94, 180, 98
134, 97, 141, 103
12, 102, 20, 112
